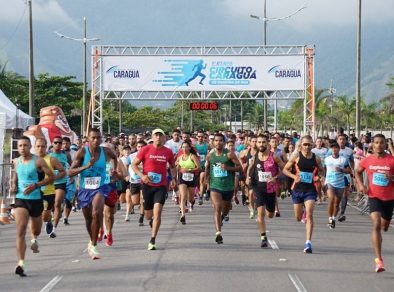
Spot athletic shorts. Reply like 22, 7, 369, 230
368, 197, 394, 221
65, 181, 77, 203
77, 184, 110, 209
129, 183, 142, 195
43, 194, 55, 211
55, 183, 67, 192
291, 191, 317, 204
105, 189, 119, 207
253, 189, 276, 212
14, 198, 43, 218
142, 185, 167, 210
326, 184, 344, 198
344, 176, 350, 187
178, 172, 197, 188
210, 188, 233, 202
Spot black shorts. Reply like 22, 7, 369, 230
55, 183, 67, 191
178, 172, 197, 188
142, 185, 167, 210
43, 194, 55, 211
368, 197, 394, 221
211, 188, 233, 202
129, 183, 142, 195
253, 189, 276, 213
14, 198, 43, 218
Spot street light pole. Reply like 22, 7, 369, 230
28, 0, 34, 117
55, 18, 99, 137
355, 0, 362, 137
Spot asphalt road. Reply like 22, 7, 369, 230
1, 195, 394, 292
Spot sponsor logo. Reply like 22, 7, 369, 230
268, 65, 301, 78
106, 65, 140, 79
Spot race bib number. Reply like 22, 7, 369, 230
84, 177, 101, 189
182, 172, 194, 182
199, 154, 206, 162
258, 171, 272, 182
372, 173, 389, 187
132, 173, 141, 180
327, 171, 337, 181
148, 172, 162, 184
213, 165, 228, 178
299, 171, 313, 184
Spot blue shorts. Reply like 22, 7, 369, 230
292, 191, 317, 204
65, 180, 77, 202
77, 184, 111, 209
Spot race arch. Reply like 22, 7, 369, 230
90, 45, 315, 135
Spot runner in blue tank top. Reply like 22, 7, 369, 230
12, 136, 54, 277
69, 128, 118, 260
49, 136, 71, 238
195, 130, 209, 205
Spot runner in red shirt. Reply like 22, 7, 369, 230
132, 129, 176, 250
356, 134, 394, 273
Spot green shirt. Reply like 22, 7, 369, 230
209, 149, 235, 192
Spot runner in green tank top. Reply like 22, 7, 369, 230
205, 133, 242, 244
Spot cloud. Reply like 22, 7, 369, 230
222, 0, 394, 29
0, 0, 77, 29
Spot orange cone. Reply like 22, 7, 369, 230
0, 199, 10, 224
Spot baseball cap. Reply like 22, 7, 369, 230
152, 128, 165, 135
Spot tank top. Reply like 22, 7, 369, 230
41, 155, 56, 196
179, 154, 197, 169
80, 146, 106, 189
209, 149, 235, 191
195, 143, 208, 163
50, 151, 68, 185
293, 152, 318, 192
251, 152, 279, 194
16, 155, 42, 200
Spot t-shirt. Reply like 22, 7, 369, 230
324, 155, 349, 188
137, 144, 174, 186
312, 147, 328, 165
128, 152, 142, 184
359, 154, 394, 201
164, 139, 183, 155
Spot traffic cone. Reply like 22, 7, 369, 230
0, 199, 10, 224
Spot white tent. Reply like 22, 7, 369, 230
0, 89, 34, 129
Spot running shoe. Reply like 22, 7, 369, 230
138, 215, 144, 226
275, 211, 281, 217
190, 201, 195, 211
30, 239, 39, 253
130, 208, 135, 214
116, 203, 121, 211
280, 192, 286, 200
97, 228, 104, 242
198, 197, 203, 205
148, 243, 156, 250
204, 192, 210, 201
328, 218, 336, 229
88, 244, 101, 260
301, 210, 307, 224
180, 216, 186, 225
15, 265, 26, 277
125, 214, 130, 222
105, 233, 113, 246
234, 196, 240, 205
303, 242, 312, 254
215, 232, 223, 244
249, 210, 255, 219
63, 218, 70, 225
242, 194, 247, 206
223, 215, 229, 222
72, 206, 77, 212
338, 215, 346, 222
261, 236, 268, 248
375, 258, 385, 273
149, 219, 153, 228
45, 221, 53, 235
49, 231, 56, 239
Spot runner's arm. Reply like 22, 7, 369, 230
50, 157, 66, 181
24, 158, 55, 195
355, 164, 367, 194
69, 148, 92, 177
227, 152, 242, 172
282, 152, 298, 181
10, 159, 18, 193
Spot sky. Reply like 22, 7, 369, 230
0, 0, 393, 101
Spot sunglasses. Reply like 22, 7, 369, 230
53, 141, 62, 144
302, 143, 312, 147
197, 136, 204, 138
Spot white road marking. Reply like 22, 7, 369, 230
268, 239, 279, 250
288, 274, 308, 292
39, 275, 63, 292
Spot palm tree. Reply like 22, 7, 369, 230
334, 95, 355, 134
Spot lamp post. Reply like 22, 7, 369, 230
27, 0, 34, 117
250, 1, 307, 131
355, 0, 362, 137
55, 17, 99, 136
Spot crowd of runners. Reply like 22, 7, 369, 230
9, 127, 394, 276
